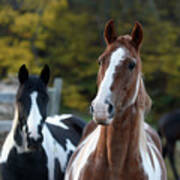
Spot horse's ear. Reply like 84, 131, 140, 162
104, 19, 117, 45
18, 64, 29, 84
131, 22, 143, 50
40, 64, 50, 86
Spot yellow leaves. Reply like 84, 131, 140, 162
11, 13, 40, 39
166, 76, 180, 96
142, 21, 180, 73
0, 0, 179, 113
0, 39, 34, 73
161, 57, 179, 76
42, 0, 68, 28
62, 83, 88, 112
57, 0, 68, 10
0, 7, 17, 25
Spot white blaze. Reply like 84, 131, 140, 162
92, 47, 126, 123
94, 47, 126, 103
27, 91, 42, 140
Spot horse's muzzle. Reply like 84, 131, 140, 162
91, 98, 115, 125
28, 137, 43, 151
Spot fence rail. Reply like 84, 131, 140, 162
0, 93, 16, 104
0, 120, 11, 133
47, 78, 62, 116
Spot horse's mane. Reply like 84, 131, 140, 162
138, 77, 152, 114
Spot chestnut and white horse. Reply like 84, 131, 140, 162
65, 20, 167, 180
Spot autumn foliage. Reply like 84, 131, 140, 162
0, 0, 179, 122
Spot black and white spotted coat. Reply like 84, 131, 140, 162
0, 114, 86, 180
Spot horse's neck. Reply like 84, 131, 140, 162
11, 106, 19, 132
96, 104, 146, 169
7, 107, 19, 144
0, 109, 20, 163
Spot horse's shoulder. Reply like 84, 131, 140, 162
80, 120, 97, 142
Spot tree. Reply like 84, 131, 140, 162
0, 0, 179, 118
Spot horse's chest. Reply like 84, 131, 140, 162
1, 147, 48, 180
65, 127, 101, 180
77, 159, 110, 180
71, 160, 146, 180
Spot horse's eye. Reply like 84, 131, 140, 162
128, 61, 136, 71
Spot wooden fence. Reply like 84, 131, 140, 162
0, 78, 62, 133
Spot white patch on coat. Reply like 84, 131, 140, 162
46, 114, 72, 130
27, 92, 42, 140
66, 139, 76, 152
42, 124, 76, 180
139, 111, 162, 179
58, 114, 73, 120
0, 108, 19, 163
65, 126, 101, 180
140, 143, 162, 180
144, 122, 149, 130
0, 132, 14, 163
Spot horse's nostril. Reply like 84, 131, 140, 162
108, 103, 114, 116
90, 105, 94, 114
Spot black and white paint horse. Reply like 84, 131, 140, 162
0, 65, 86, 180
